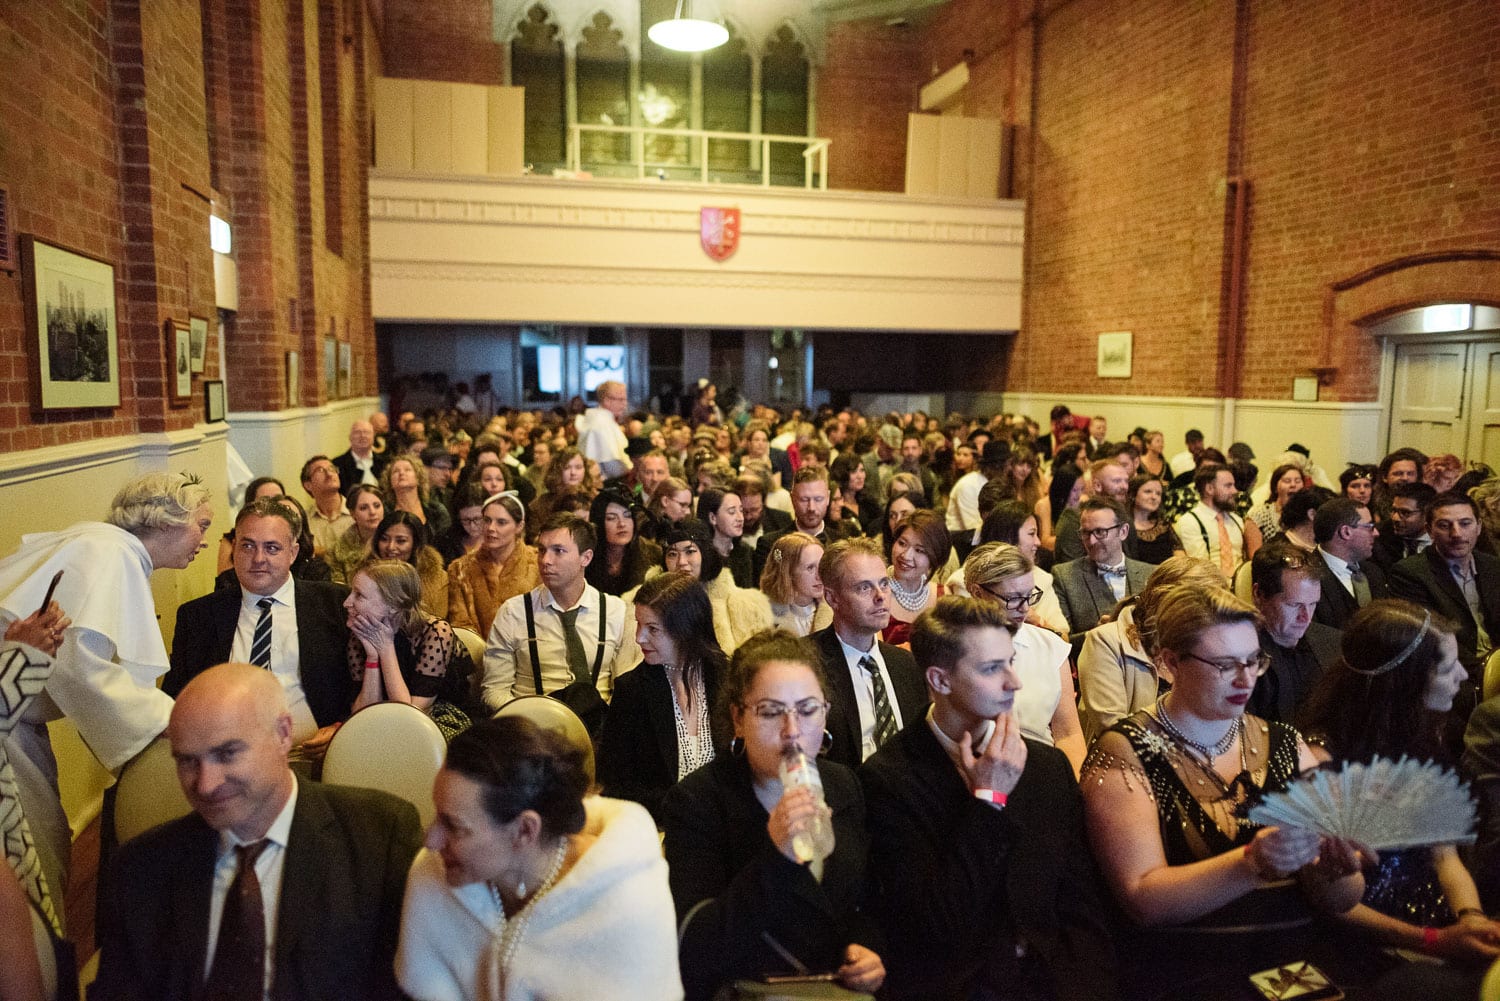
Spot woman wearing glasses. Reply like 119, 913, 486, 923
661, 630, 885, 1001
964, 543, 1087, 775
1081, 585, 1377, 1000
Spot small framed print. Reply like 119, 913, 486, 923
169, 319, 192, 401
188, 314, 208, 374
337, 341, 352, 398
203, 379, 226, 422
285, 350, 300, 408
323, 336, 337, 400
1097, 331, 1133, 379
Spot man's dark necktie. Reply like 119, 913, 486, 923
859, 655, 898, 748
249, 598, 273, 669
205, 839, 269, 1001
1349, 562, 1372, 607
557, 607, 591, 685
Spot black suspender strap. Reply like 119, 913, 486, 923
524, 588, 610, 694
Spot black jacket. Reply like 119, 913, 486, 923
331, 448, 387, 492
1309, 548, 1390, 631
165, 579, 354, 727
859, 721, 1118, 1001
1390, 546, 1500, 676
810, 626, 928, 771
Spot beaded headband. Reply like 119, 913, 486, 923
1345, 610, 1431, 676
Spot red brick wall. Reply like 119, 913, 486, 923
817, 20, 923, 194
380, 0, 507, 84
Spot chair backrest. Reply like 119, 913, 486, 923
452, 626, 488, 704
1483, 953, 1500, 1001
322, 702, 447, 826
1484, 648, 1500, 702
494, 695, 596, 784
113, 736, 193, 844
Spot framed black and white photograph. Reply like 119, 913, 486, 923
170, 319, 192, 401
337, 341, 351, 398
204, 379, 225, 422
1097, 330, 1133, 379
323, 334, 337, 400
188, 314, 208, 374
23, 237, 121, 410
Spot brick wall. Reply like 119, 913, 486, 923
816, 20, 923, 193
380, 0, 507, 84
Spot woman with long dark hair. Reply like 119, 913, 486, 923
585, 489, 660, 597
373, 510, 449, 619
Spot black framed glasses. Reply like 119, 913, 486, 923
978, 583, 1043, 611
1183, 651, 1273, 677
1080, 524, 1125, 542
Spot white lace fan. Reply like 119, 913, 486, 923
1247, 756, 1476, 851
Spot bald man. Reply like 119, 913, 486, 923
331, 419, 386, 489
578, 379, 632, 480
92, 663, 420, 1001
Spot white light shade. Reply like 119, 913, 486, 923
647, 17, 728, 52
209, 214, 232, 255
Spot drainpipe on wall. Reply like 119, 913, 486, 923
1215, 0, 1252, 447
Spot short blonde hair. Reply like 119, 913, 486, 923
963, 542, 1032, 594
1130, 554, 1228, 656
760, 532, 821, 605
107, 473, 213, 537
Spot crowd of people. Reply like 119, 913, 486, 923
3, 382, 1500, 999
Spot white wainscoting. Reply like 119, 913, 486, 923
225, 395, 383, 497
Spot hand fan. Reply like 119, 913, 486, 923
1246, 756, 1476, 851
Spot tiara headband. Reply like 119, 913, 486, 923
1345, 610, 1431, 677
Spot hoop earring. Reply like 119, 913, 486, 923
819, 730, 833, 755
729, 736, 745, 757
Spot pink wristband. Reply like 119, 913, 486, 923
973, 788, 1007, 806
1422, 926, 1439, 952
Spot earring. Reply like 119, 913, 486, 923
516, 875, 526, 898
819, 729, 833, 755
729, 736, 745, 757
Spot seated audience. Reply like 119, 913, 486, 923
1123, 473, 1181, 565
644, 475, 693, 540
662, 630, 885, 1001
1247, 541, 1341, 723
881, 509, 951, 646
346, 560, 471, 740
398, 715, 682, 1001
598, 572, 730, 821
1053, 458, 1131, 564
373, 511, 448, 619
332, 417, 387, 488
1053, 499, 1153, 636
731, 471, 790, 554
697, 487, 754, 588
217, 476, 285, 572
93, 663, 421, 1000
584, 488, 659, 597
878, 491, 920, 560
1172, 463, 1246, 578
812, 538, 928, 769
528, 447, 598, 532
328, 483, 384, 585
830, 453, 879, 534
301, 456, 353, 557
753, 468, 853, 580
860, 597, 1115, 1000
446, 492, 539, 639
1339, 463, 1377, 507
1372, 480, 1436, 569
437, 482, 488, 565
964, 543, 1086, 774
759, 531, 832, 636
381, 454, 451, 540
948, 499, 1070, 633
167, 497, 353, 762
213, 494, 332, 591
1309, 496, 1389, 630
1037, 459, 1084, 554
659, 518, 773, 654
1246, 463, 1307, 554
1077, 555, 1226, 740
1300, 600, 1494, 984
1081, 585, 1378, 1000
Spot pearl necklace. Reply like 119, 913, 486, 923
1155, 695, 1241, 759
489, 837, 570, 974
887, 573, 930, 612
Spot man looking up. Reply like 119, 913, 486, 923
92, 662, 421, 1000
332, 419, 384, 488
812, 538, 927, 769
860, 598, 1116, 1000
298, 455, 349, 557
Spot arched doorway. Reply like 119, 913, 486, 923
1380, 303, 1500, 462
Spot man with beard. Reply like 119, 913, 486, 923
1173, 463, 1246, 579
1054, 459, 1131, 564
898, 430, 938, 502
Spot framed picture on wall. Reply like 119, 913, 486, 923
337, 341, 351, 398
188, 314, 208, 374
286, 350, 300, 408
323, 336, 337, 400
23, 237, 121, 410
1097, 331, 1133, 379
169, 319, 192, 401
204, 379, 226, 422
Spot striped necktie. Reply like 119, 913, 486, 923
249, 598, 273, 669
859, 655, 898, 749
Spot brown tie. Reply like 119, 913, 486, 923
1216, 513, 1235, 579
206, 840, 270, 1001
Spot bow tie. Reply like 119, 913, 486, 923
1097, 563, 1125, 577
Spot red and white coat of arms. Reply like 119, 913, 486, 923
700, 207, 741, 262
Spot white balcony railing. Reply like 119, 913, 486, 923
566, 123, 830, 190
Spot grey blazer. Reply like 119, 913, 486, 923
1052, 557, 1154, 636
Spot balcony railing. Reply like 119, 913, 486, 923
566, 123, 830, 190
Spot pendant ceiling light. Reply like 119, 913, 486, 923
647, 0, 728, 53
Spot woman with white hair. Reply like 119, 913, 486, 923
0, 471, 215, 928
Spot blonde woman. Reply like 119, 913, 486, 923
758, 531, 832, 636
381, 455, 451, 538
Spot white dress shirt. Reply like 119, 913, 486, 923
1174, 502, 1244, 568
1010, 622, 1068, 746
835, 632, 906, 762
229, 577, 317, 742
204, 779, 299, 997
350, 452, 378, 486
1318, 547, 1356, 596
945, 471, 989, 532
483, 584, 631, 709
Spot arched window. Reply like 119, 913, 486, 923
511, 4, 566, 169
702, 26, 751, 175
577, 11, 630, 167
762, 24, 809, 183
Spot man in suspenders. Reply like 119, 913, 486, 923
1172, 463, 1245, 580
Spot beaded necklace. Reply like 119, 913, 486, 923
489, 836, 570, 974
887, 573, 930, 612
668, 666, 715, 778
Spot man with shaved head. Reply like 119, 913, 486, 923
92, 663, 421, 1001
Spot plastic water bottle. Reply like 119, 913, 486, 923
779, 745, 835, 865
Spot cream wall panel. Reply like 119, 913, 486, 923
370, 173, 1025, 331
226, 396, 382, 496
487, 87, 526, 175
374, 77, 415, 171
411, 81, 454, 173
449, 83, 490, 176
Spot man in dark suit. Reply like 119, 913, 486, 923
330, 418, 386, 490
812, 538, 927, 770
1390, 491, 1500, 683
91, 661, 420, 1001
1370, 481, 1436, 571
1310, 497, 1390, 631
1053, 499, 1153, 635
734, 472, 792, 556
165, 498, 353, 761
860, 598, 1117, 1001
753, 468, 854, 581
1053, 459, 1131, 564
1248, 541, 1342, 723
